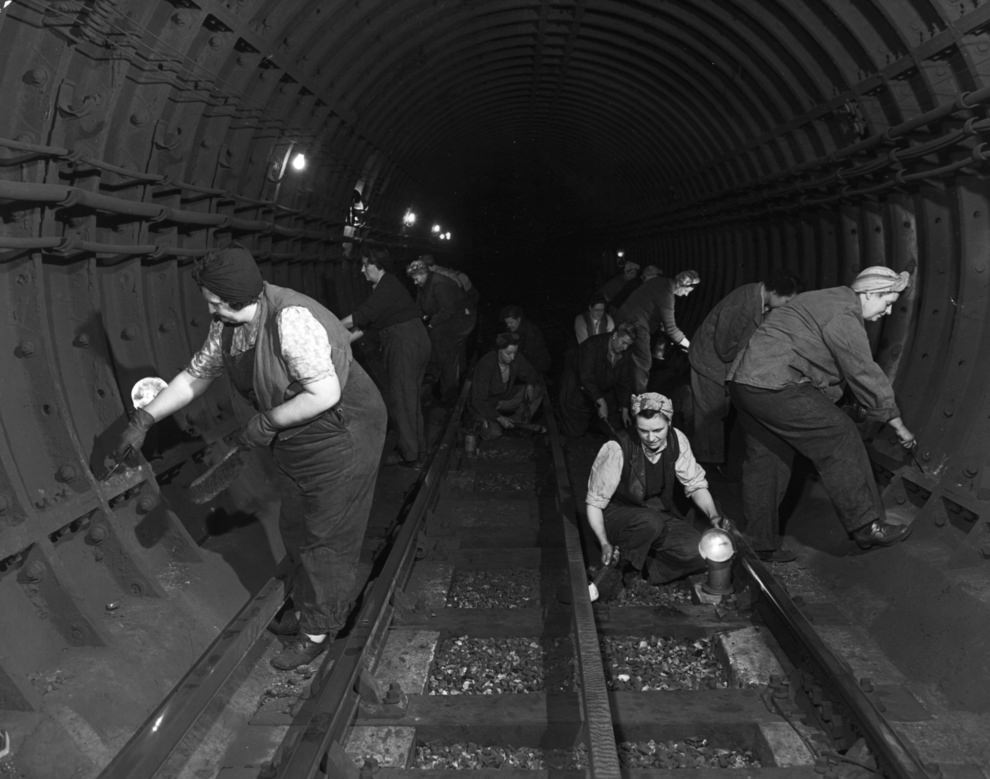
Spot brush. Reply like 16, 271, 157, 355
188, 442, 247, 504
103, 377, 167, 480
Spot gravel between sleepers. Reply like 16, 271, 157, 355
413, 741, 587, 770
619, 738, 762, 769
427, 636, 574, 694
446, 568, 540, 608
411, 738, 760, 769
602, 634, 729, 691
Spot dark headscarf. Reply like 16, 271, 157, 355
192, 247, 264, 305
499, 304, 523, 321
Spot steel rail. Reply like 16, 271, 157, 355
731, 533, 934, 779
97, 572, 288, 779
543, 395, 623, 777
270, 384, 472, 778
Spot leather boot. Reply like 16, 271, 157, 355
270, 637, 328, 670
852, 520, 912, 550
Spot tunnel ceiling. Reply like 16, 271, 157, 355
2, 0, 990, 251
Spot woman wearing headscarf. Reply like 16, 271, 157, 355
110, 247, 387, 670
584, 392, 727, 599
407, 258, 474, 404
728, 266, 917, 558
617, 269, 701, 393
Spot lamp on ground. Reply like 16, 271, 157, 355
698, 528, 735, 597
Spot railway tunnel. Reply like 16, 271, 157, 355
2, 0, 990, 774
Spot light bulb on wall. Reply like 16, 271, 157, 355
290, 153, 307, 171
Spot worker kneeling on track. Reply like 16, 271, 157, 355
584, 392, 729, 601
469, 331, 546, 441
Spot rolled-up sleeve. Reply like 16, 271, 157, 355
673, 429, 709, 495
586, 441, 624, 510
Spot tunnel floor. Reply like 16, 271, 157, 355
562, 431, 990, 773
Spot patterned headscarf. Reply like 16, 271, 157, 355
630, 392, 673, 420
407, 259, 429, 276
850, 266, 910, 293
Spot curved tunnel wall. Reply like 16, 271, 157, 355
2, 0, 990, 759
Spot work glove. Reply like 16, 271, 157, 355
234, 412, 278, 448
112, 407, 155, 461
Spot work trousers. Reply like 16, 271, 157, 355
728, 382, 882, 550
273, 366, 386, 636
429, 321, 471, 403
478, 384, 545, 441
381, 319, 431, 461
604, 499, 705, 584
690, 369, 729, 464
627, 317, 653, 394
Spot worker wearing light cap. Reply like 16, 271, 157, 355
727, 265, 916, 558
407, 258, 474, 404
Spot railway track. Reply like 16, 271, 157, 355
98, 389, 939, 778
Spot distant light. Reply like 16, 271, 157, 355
402, 209, 417, 227
443, 231, 452, 240
290, 153, 307, 171
431, 224, 441, 234
617, 249, 625, 258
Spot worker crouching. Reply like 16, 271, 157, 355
584, 392, 729, 600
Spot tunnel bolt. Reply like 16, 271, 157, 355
136, 496, 156, 514
15, 340, 36, 358
55, 465, 76, 483
120, 326, 139, 341
73, 334, 90, 348
87, 524, 108, 544
24, 68, 49, 87
24, 560, 46, 582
